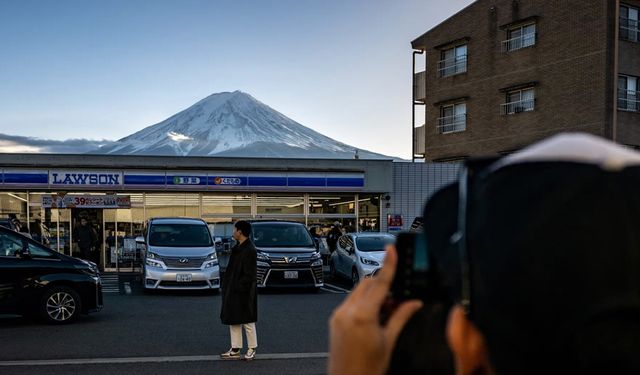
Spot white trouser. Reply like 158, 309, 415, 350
230, 322, 257, 349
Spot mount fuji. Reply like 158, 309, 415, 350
93, 91, 393, 159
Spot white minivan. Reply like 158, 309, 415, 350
138, 218, 220, 290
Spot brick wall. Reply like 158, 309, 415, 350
413, 0, 614, 161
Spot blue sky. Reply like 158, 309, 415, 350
0, 0, 473, 158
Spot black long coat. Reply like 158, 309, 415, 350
220, 239, 258, 325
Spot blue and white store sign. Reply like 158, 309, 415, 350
0, 169, 365, 191
49, 171, 123, 187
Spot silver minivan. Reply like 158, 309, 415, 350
138, 218, 220, 290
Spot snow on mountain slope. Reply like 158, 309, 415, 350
94, 91, 393, 159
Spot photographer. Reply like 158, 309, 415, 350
329, 133, 640, 375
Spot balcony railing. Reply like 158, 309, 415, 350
413, 125, 425, 155
437, 114, 466, 134
620, 17, 639, 42
437, 55, 467, 77
618, 90, 639, 112
501, 98, 535, 115
413, 71, 426, 101
501, 33, 536, 52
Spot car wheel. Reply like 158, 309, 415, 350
351, 268, 359, 286
40, 286, 82, 324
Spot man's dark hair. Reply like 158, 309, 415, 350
234, 220, 251, 237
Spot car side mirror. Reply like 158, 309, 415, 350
135, 236, 146, 245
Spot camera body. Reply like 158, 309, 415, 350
391, 232, 430, 301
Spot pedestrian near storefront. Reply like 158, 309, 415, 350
220, 220, 258, 361
326, 221, 342, 254
74, 218, 97, 261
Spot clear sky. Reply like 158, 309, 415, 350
0, 0, 474, 158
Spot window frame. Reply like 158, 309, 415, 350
438, 102, 467, 134
620, 4, 640, 42
438, 44, 468, 77
503, 88, 536, 115
618, 74, 639, 112
503, 22, 537, 52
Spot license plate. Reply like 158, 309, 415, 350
284, 271, 298, 279
176, 274, 192, 282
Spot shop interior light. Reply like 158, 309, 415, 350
7, 193, 28, 202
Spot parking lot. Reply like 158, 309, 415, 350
0, 272, 352, 375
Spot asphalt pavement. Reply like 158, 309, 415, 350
0, 274, 354, 375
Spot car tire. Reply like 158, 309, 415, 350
40, 286, 82, 324
351, 268, 359, 287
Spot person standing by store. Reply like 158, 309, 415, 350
327, 221, 342, 254
74, 218, 97, 261
220, 220, 258, 361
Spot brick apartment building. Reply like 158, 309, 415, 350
411, 0, 640, 161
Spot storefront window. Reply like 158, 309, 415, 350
308, 194, 356, 215
0, 192, 28, 228
202, 194, 251, 216
358, 194, 381, 232
145, 193, 199, 218
256, 194, 304, 215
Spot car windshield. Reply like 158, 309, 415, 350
252, 223, 315, 247
356, 236, 395, 252
149, 224, 212, 247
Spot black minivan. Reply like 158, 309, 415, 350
0, 226, 103, 324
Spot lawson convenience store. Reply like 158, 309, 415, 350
0, 153, 392, 271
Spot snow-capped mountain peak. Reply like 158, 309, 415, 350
94, 91, 391, 159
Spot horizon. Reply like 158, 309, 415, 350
0, 0, 475, 158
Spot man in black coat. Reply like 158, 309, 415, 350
220, 220, 258, 361
74, 218, 97, 261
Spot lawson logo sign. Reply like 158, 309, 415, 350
50, 171, 123, 186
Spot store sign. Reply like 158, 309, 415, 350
387, 214, 403, 231
213, 177, 243, 185
50, 171, 123, 186
172, 176, 201, 185
42, 194, 131, 208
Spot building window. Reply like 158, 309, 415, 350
438, 44, 467, 77
438, 103, 466, 133
621, 5, 639, 42
619, 75, 639, 112
501, 88, 535, 115
502, 23, 536, 52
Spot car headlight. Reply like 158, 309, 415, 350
147, 252, 159, 259
204, 253, 219, 268
257, 252, 270, 262
360, 257, 379, 266
310, 252, 321, 260
146, 258, 164, 268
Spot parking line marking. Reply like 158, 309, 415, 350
0, 352, 329, 367
322, 283, 351, 293
320, 287, 341, 294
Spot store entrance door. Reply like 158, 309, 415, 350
71, 208, 103, 267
